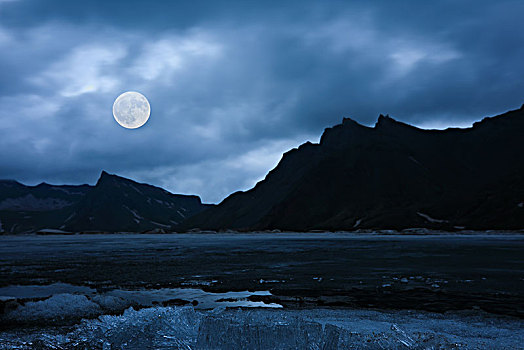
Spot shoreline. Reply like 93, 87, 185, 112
1, 229, 524, 236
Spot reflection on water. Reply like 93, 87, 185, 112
0, 282, 281, 309
106, 287, 282, 309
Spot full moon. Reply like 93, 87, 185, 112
112, 91, 150, 129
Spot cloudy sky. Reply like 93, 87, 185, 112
1, 0, 523, 203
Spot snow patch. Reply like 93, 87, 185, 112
417, 212, 448, 223
353, 218, 362, 228
518, 202, 523, 208
408, 156, 422, 166
150, 221, 171, 228
124, 205, 144, 220
37, 228, 70, 234
64, 212, 76, 223
177, 210, 186, 218
129, 184, 143, 194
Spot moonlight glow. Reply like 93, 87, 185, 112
112, 91, 151, 129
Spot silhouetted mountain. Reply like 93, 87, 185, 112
63, 171, 207, 232
0, 180, 90, 233
182, 105, 524, 231
0, 172, 208, 233
0, 180, 90, 211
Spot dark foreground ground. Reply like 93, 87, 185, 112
1, 232, 523, 318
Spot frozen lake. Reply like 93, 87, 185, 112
2, 305, 523, 349
0, 233, 523, 348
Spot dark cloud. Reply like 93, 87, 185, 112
0, 0, 523, 202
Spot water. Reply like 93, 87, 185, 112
0, 284, 281, 310
0, 232, 523, 348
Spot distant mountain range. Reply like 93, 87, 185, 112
0, 171, 209, 234
1, 105, 523, 233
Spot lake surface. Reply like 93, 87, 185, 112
1, 232, 522, 295
0, 233, 523, 348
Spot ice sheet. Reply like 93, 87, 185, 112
1, 306, 522, 349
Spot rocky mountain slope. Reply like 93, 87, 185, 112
0, 172, 208, 233
63, 171, 207, 232
182, 105, 524, 231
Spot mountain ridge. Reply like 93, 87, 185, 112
2, 105, 523, 233
0, 171, 209, 233
181, 105, 524, 231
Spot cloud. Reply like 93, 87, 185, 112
131, 32, 222, 82
123, 135, 318, 203
388, 41, 460, 76
34, 44, 127, 97
0, 27, 12, 45
0, 1, 523, 202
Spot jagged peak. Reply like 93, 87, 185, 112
92, 170, 205, 206
339, 117, 376, 131
96, 170, 123, 186
375, 114, 393, 125
98, 170, 127, 180
341, 117, 363, 127
298, 141, 315, 149
375, 114, 399, 127
319, 117, 373, 147
97, 170, 156, 189
374, 114, 421, 131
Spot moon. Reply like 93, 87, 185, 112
112, 91, 150, 129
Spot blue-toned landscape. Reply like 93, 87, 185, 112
1, 0, 524, 348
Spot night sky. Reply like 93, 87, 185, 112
1, 0, 523, 203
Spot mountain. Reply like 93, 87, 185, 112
62, 171, 207, 232
0, 172, 209, 233
0, 180, 91, 233
3, 105, 524, 233
182, 105, 524, 231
